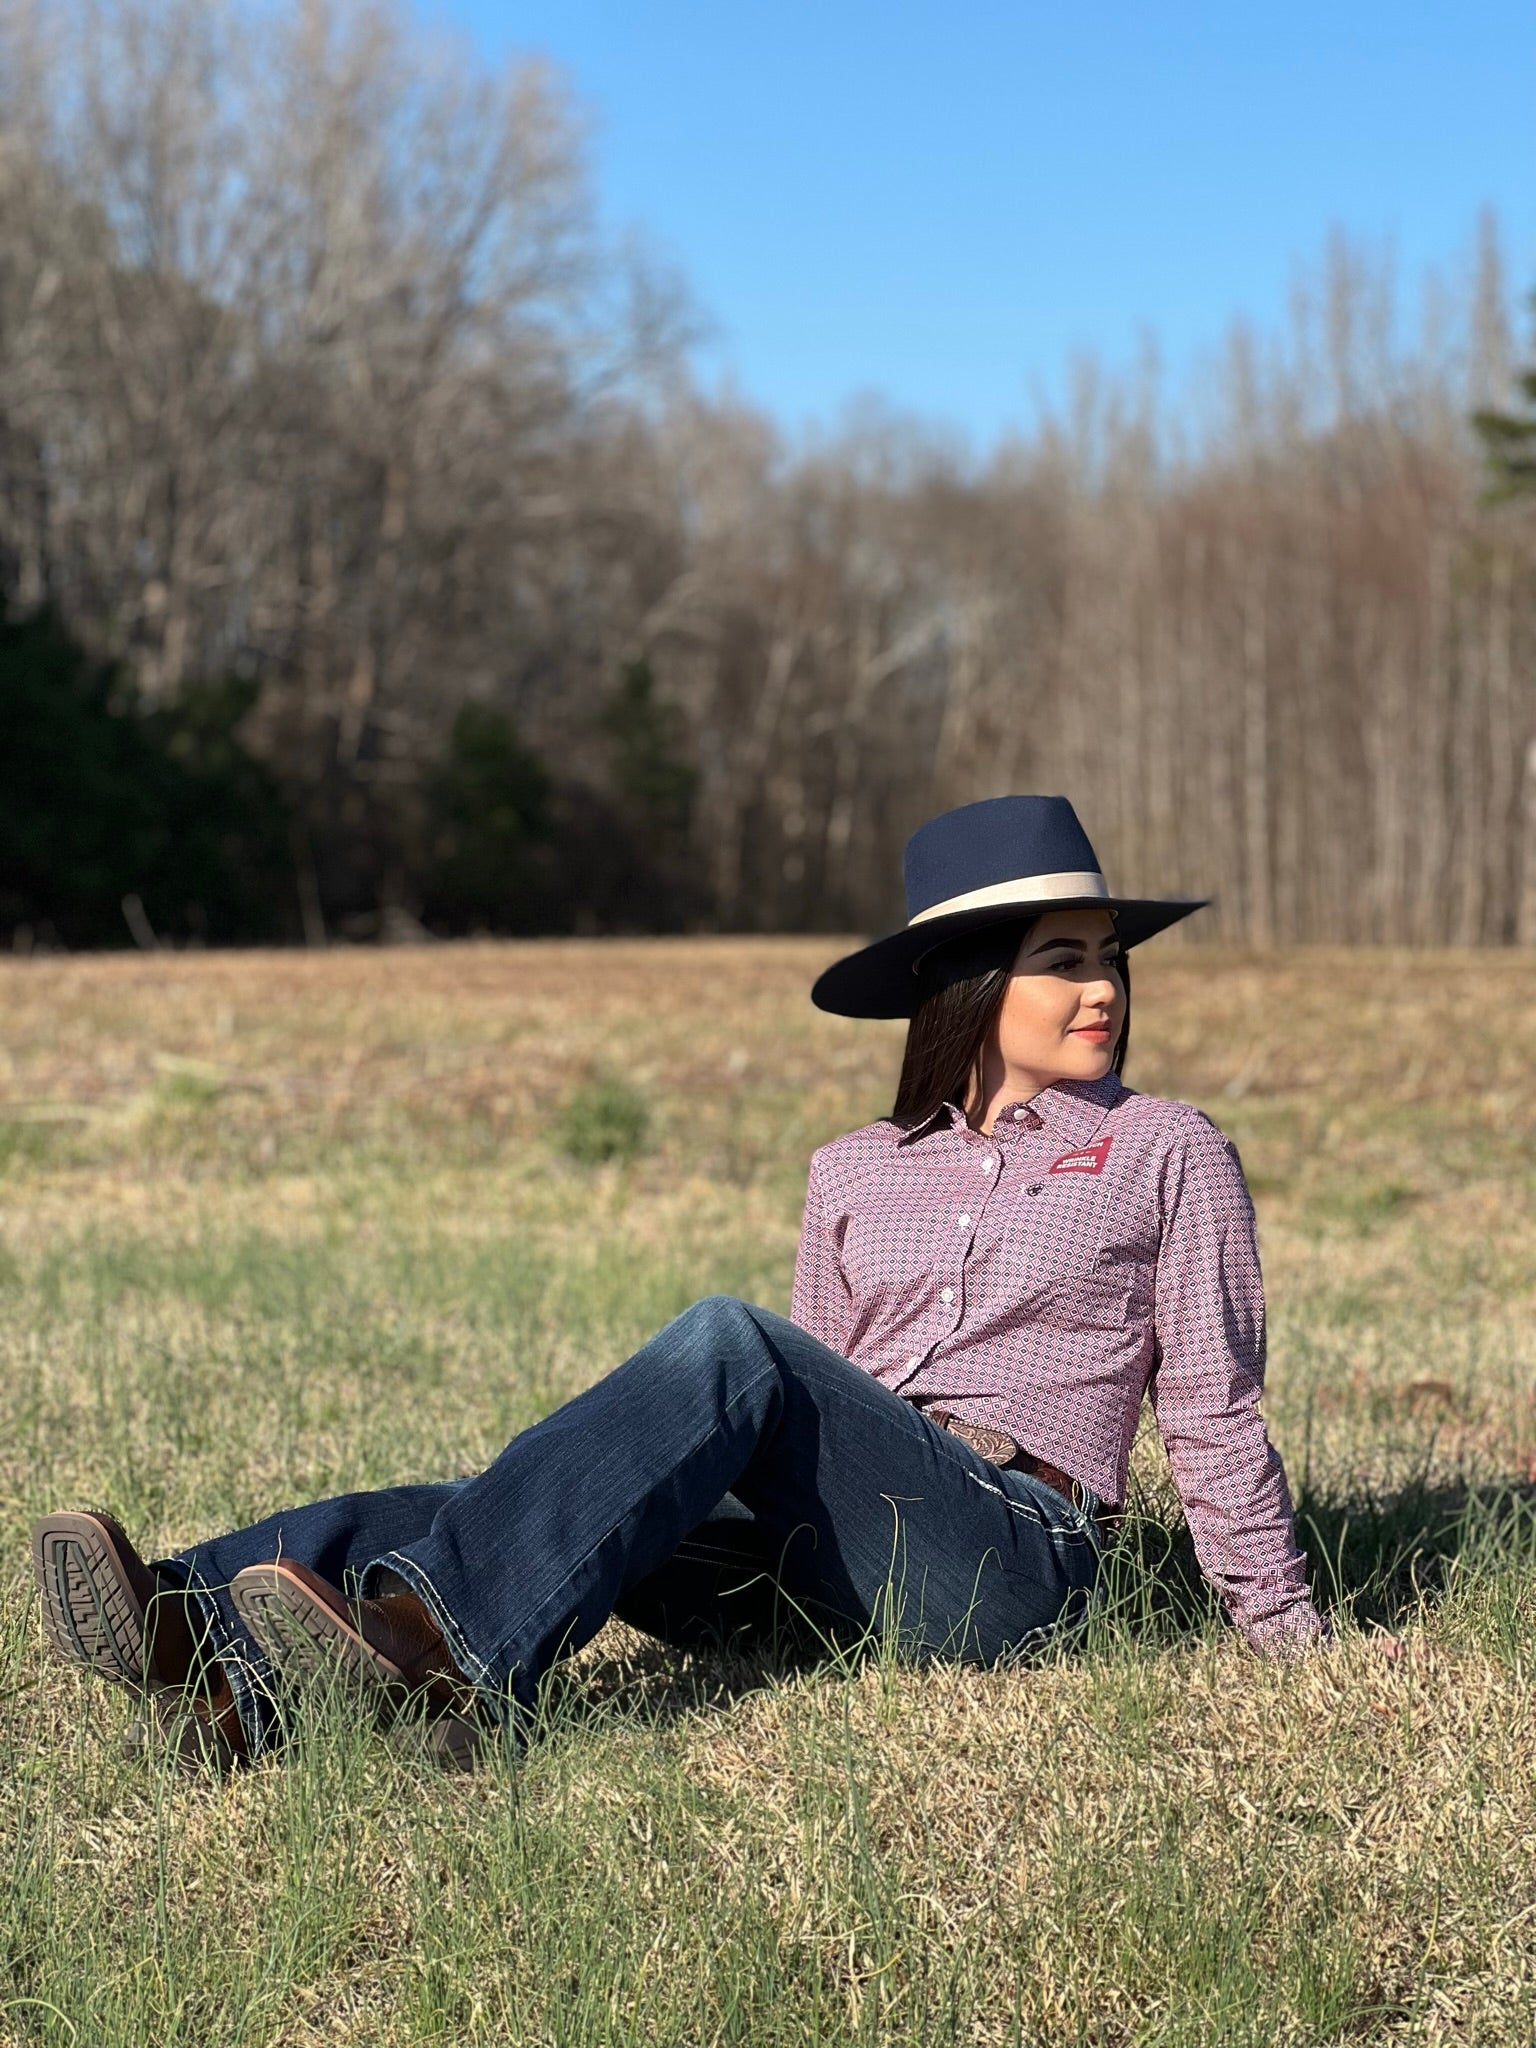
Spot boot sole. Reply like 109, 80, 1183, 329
231, 1563, 485, 1769
32, 1512, 151, 1688
32, 1512, 245, 1774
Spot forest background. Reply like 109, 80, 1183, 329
2, 0, 1536, 954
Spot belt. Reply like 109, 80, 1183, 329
927, 1408, 1119, 1541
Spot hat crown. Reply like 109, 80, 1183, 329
903, 795, 1102, 921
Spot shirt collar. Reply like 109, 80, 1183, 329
1022, 1070, 1126, 1144
895, 1069, 1125, 1147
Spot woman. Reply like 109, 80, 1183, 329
32, 795, 1327, 1770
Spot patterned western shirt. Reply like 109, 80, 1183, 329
790, 1070, 1325, 1654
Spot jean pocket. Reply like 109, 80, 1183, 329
996, 1464, 1099, 1546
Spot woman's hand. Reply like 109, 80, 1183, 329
1364, 1628, 1432, 1670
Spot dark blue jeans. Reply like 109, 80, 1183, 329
159, 1298, 1103, 1754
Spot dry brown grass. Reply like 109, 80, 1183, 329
2, 940, 1535, 2046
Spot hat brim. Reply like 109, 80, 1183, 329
810, 896, 1210, 1019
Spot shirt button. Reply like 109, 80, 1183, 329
1012, 1106, 1026, 1122
940, 1285, 955, 1305
957, 1213, 971, 1230
906, 1355, 921, 1371
981, 1156, 996, 1174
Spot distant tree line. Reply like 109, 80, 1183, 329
1, 0, 1534, 949
0, 602, 695, 945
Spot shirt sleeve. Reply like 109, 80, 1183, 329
1146, 1112, 1329, 1656
790, 1152, 853, 1354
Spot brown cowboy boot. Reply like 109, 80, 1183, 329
31, 1510, 248, 1772
230, 1559, 488, 1769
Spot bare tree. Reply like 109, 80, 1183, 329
0, 5, 1532, 945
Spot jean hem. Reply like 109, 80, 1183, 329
150, 1554, 278, 1757
363, 1549, 514, 1719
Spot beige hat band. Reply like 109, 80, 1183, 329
908, 871, 1110, 927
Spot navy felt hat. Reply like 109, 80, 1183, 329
811, 795, 1208, 1019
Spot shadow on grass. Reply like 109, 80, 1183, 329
1092, 1467, 1536, 1647
1298, 1470, 1536, 1630
550, 1472, 1536, 1735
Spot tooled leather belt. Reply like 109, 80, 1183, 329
927, 1407, 1119, 1540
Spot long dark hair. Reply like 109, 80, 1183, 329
890, 917, 1131, 1128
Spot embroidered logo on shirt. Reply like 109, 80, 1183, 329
1047, 1135, 1113, 1176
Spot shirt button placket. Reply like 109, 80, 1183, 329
957, 1151, 996, 1325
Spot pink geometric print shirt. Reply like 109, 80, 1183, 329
790, 1071, 1326, 1654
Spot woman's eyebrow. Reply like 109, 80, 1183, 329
1026, 936, 1122, 956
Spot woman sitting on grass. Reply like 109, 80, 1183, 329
32, 795, 1328, 1770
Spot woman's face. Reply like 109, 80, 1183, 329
985, 907, 1126, 1098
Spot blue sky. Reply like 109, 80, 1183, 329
418, 1, 1536, 447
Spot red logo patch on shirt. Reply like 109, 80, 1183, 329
1047, 1135, 1113, 1176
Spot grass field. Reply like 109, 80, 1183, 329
2, 938, 1534, 2047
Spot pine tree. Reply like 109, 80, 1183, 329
1475, 293, 1536, 496
421, 703, 554, 931
601, 659, 697, 854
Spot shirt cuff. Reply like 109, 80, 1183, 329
1241, 1599, 1334, 1659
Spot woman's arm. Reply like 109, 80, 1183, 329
1146, 1112, 1329, 1655
790, 1152, 854, 1354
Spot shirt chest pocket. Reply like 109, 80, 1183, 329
998, 1170, 1114, 1284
